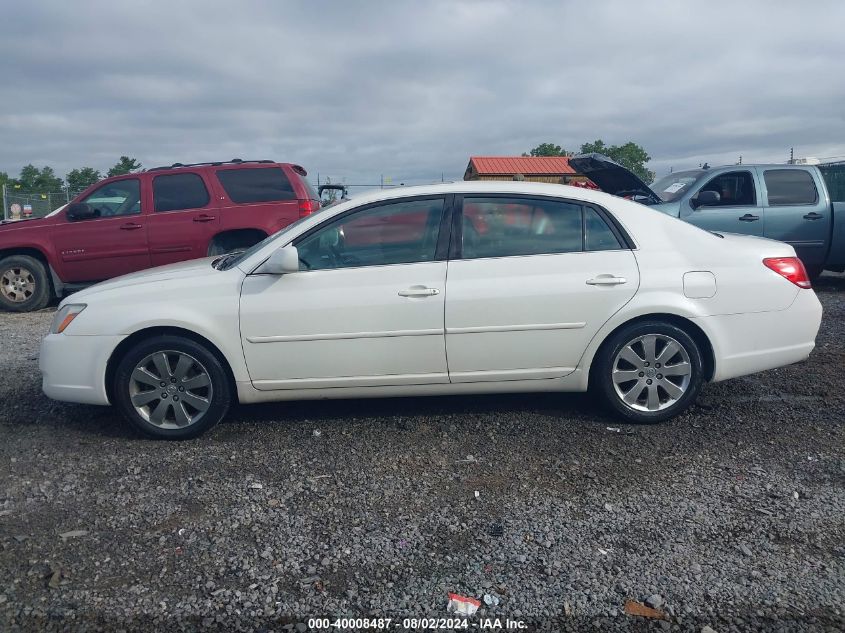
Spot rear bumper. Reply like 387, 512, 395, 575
40, 333, 125, 405
696, 289, 823, 383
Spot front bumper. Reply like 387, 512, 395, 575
40, 333, 126, 405
696, 289, 823, 383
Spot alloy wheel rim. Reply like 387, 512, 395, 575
129, 351, 213, 429
612, 334, 692, 412
1, 267, 35, 303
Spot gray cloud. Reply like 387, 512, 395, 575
1, 0, 844, 188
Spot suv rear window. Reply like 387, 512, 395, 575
764, 169, 819, 205
216, 167, 296, 203
154, 173, 210, 212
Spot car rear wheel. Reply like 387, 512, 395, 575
113, 335, 232, 439
594, 321, 704, 423
0, 255, 52, 312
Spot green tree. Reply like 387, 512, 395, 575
0, 171, 9, 190
580, 139, 654, 182
14, 164, 64, 193
66, 167, 102, 192
523, 142, 569, 157
107, 156, 142, 177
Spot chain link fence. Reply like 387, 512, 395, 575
1, 186, 85, 221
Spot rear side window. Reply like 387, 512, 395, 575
584, 207, 623, 250
216, 167, 296, 203
461, 197, 583, 258
764, 169, 818, 205
153, 173, 210, 212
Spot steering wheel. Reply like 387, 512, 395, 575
328, 244, 361, 267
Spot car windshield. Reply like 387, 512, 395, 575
214, 210, 325, 271
651, 170, 706, 202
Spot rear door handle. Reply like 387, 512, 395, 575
398, 286, 440, 297
120, 222, 143, 230
738, 213, 760, 222
586, 275, 627, 286
193, 214, 216, 222
803, 212, 823, 220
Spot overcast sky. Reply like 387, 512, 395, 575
2, 0, 844, 187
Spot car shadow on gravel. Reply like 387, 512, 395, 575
223, 390, 612, 429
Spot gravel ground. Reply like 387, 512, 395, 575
1, 276, 844, 633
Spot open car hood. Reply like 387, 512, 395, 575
568, 153, 662, 205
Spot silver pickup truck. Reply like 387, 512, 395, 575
570, 154, 845, 278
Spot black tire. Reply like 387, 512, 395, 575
113, 335, 232, 440
806, 265, 824, 283
593, 321, 704, 424
0, 255, 52, 312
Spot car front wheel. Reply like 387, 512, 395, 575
594, 321, 704, 423
0, 255, 51, 312
113, 335, 232, 439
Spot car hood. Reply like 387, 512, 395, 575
66, 257, 221, 303
569, 153, 662, 205
0, 215, 57, 230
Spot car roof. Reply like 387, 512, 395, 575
146, 159, 307, 174
327, 180, 624, 209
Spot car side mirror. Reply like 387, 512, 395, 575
256, 245, 300, 274
66, 202, 98, 221
691, 190, 720, 209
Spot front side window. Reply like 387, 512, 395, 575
764, 169, 818, 206
461, 197, 583, 258
153, 173, 210, 212
695, 171, 756, 207
80, 179, 141, 217
216, 167, 295, 203
296, 198, 444, 270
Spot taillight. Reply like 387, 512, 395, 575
298, 199, 320, 217
763, 257, 811, 289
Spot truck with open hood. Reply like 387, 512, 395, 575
569, 153, 845, 278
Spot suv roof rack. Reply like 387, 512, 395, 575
148, 158, 276, 172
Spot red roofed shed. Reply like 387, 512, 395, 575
464, 156, 588, 185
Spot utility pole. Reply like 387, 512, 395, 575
1, 184, 6, 221
380, 174, 384, 189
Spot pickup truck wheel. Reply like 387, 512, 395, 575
593, 321, 704, 424
0, 255, 51, 312
113, 335, 232, 440
806, 265, 824, 282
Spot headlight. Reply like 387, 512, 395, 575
50, 304, 87, 334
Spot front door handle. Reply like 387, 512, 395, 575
586, 275, 627, 286
738, 213, 760, 222
120, 222, 143, 230
803, 212, 823, 220
193, 214, 216, 222
398, 286, 440, 297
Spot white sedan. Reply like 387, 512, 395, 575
40, 182, 822, 439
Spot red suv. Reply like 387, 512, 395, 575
0, 159, 320, 311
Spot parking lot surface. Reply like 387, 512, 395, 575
1, 276, 843, 632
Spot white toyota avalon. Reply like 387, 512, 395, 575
40, 182, 822, 439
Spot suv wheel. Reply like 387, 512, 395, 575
0, 255, 51, 312
594, 321, 704, 423
113, 335, 232, 439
